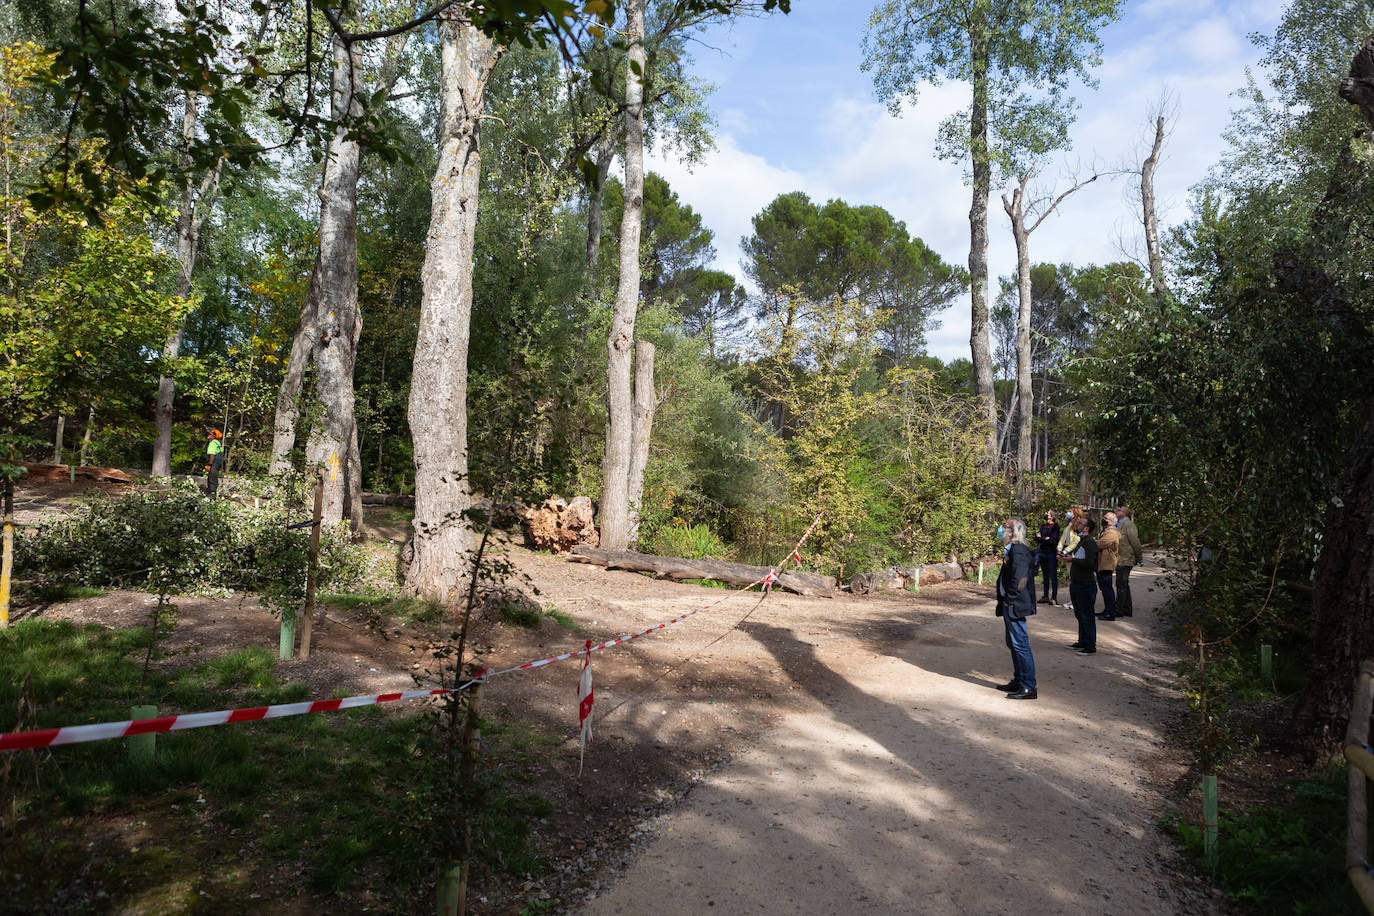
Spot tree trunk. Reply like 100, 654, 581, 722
584, 132, 614, 294
268, 306, 315, 476
1141, 114, 1167, 301
403, 15, 501, 602
79, 402, 94, 467
626, 339, 656, 544
1011, 206, 1033, 509
1291, 400, 1374, 757
567, 546, 838, 598
153, 89, 223, 478
50, 414, 63, 465
599, 0, 647, 553
967, 25, 997, 464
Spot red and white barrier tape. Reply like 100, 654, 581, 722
0, 514, 824, 753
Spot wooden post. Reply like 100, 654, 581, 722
978, 561, 984, 584
1, 475, 12, 629
299, 469, 324, 660
1201, 774, 1219, 871
913, 565, 922, 594
1260, 644, 1273, 682
129, 704, 158, 765
439, 680, 482, 916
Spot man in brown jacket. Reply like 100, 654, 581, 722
1095, 510, 1121, 621
1114, 507, 1144, 617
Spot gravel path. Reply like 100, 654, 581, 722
582, 558, 1209, 915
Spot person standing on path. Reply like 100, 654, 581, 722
1114, 507, 1144, 618
1067, 517, 1100, 654
994, 517, 1038, 699
1034, 510, 1062, 606
1096, 511, 1121, 621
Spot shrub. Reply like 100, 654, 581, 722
645, 520, 729, 560
16, 480, 365, 607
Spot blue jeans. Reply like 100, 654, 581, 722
1038, 552, 1058, 600
1097, 570, 1117, 616
1003, 615, 1036, 690
1070, 580, 1097, 649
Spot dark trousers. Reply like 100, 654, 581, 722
1115, 565, 1134, 616
1097, 570, 1117, 616
1003, 615, 1036, 690
1070, 580, 1097, 649
1038, 552, 1058, 600
206, 452, 225, 497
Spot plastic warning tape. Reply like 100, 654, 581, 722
0, 687, 468, 752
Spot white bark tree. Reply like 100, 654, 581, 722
403, 12, 502, 602
1002, 164, 1097, 508
599, 0, 649, 552
1141, 112, 1169, 301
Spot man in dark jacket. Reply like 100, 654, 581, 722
994, 517, 1038, 699
1067, 517, 1100, 655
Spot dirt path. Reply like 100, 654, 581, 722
579, 558, 1210, 915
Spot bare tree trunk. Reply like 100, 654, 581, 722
403, 15, 501, 602
600, 0, 647, 553
50, 414, 63, 465
79, 402, 94, 467
268, 310, 315, 475
626, 339, 655, 544
967, 25, 997, 465
584, 132, 614, 293
1142, 114, 1168, 301
1009, 202, 1033, 509
153, 89, 223, 477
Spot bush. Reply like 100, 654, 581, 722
16, 480, 365, 608
645, 520, 729, 560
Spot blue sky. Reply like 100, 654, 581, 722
645, 0, 1289, 362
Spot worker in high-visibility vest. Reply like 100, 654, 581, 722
205, 429, 226, 496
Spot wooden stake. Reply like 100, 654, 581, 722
129, 704, 157, 765
1202, 774, 1219, 871
299, 469, 324, 660
0, 475, 12, 629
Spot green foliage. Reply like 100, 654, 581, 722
1172, 767, 1360, 914
644, 520, 729, 560
16, 480, 365, 605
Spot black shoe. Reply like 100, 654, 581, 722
1068, 642, 1083, 649
994, 681, 1021, 692
1118, 612, 1132, 617
1096, 613, 1116, 621
1007, 688, 1038, 700
1076, 647, 1097, 655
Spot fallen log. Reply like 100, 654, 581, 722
361, 492, 415, 507
850, 561, 965, 594
21, 462, 135, 484
567, 546, 837, 598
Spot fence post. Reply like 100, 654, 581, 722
1, 475, 13, 629
438, 680, 482, 916
279, 610, 296, 660
298, 469, 324, 660
913, 565, 922, 594
129, 704, 158, 765
978, 561, 984, 585
1260, 645, 1273, 682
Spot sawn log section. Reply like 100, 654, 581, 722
567, 547, 838, 598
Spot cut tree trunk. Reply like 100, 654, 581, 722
79, 402, 94, 467
567, 546, 837, 598
967, 23, 997, 465
850, 562, 964, 594
1142, 114, 1168, 301
403, 14, 502, 603
50, 415, 63, 465
584, 132, 614, 293
599, 0, 647, 553
626, 339, 655, 544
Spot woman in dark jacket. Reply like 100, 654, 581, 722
1066, 517, 1100, 655
1034, 510, 1062, 605
995, 517, 1038, 699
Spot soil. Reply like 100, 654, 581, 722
6, 481, 1218, 913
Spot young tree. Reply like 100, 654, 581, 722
863, 0, 1122, 461
403, 12, 503, 601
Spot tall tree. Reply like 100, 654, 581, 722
863, 0, 1122, 461
599, 0, 649, 552
403, 11, 502, 601
1001, 164, 1097, 506
269, 29, 410, 532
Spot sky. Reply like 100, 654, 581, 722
643, 0, 1289, 363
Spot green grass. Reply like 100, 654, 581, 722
0, 618, 556, 911
21, 582, 110, 602
1171, 765, 1362, 914
499, 601, 542, 629
681, 577, 732, 590
322, 590, 446, 624
542, 605, 577, 629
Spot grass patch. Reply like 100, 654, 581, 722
499, 602, 542, 629
681, 577, 732, 590
0, 618, 555, 911
1172, 765, 1362, 914
22, 582, 110, 602
543, 605, 577, 629
322, 590, 445, 624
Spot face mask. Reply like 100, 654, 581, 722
995, 524, 1005, 541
